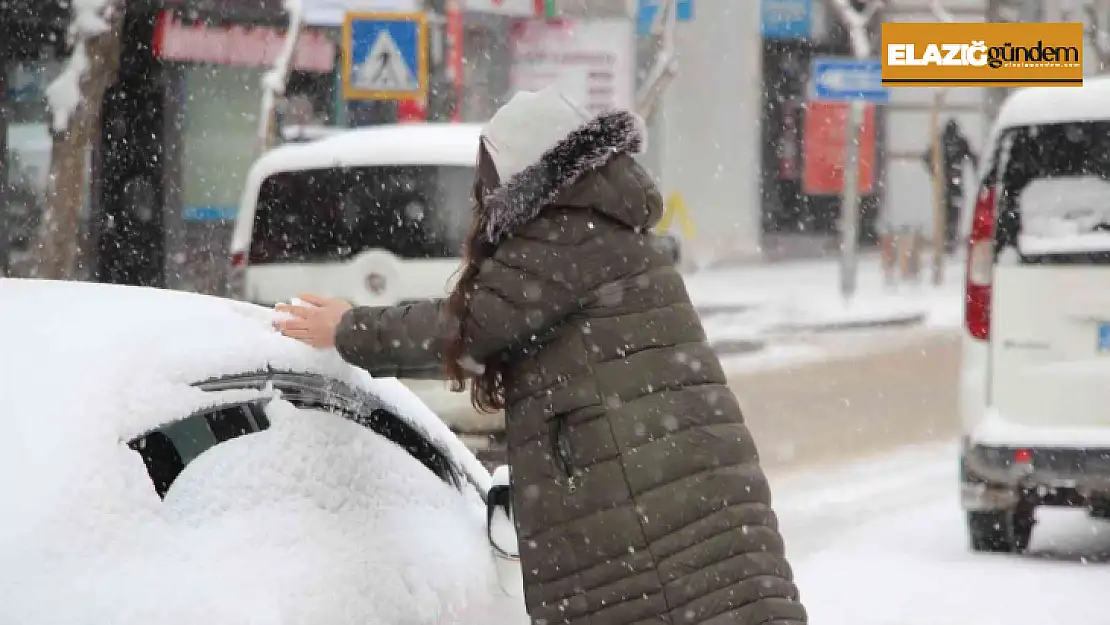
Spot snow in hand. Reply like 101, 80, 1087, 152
0, 279, 525, 625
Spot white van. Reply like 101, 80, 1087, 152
229, 123, 483, 307
960, 77, 1110, 553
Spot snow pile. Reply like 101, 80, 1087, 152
45, 0, 114, 131
1018, 177, 1110, 255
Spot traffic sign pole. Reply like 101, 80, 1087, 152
810, 56, 888, 303
839, 99, 865, 301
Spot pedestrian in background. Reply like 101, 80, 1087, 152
923, 118, 979, 251
277, 87, 807, 625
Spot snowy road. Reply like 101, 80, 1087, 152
775, 442, 1110, 625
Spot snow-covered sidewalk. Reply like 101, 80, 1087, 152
685, 254, 965, 338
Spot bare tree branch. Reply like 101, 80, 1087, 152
1083, 3, 1110, 71
828, 0, 882, 58
636, 0, 679, 118
258, 0, 303, 154
860, 0, 885, 25
931, 0, 955, 22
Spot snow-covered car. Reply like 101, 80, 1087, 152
960, 76, 1110, 553
0, 279, 527, 625
228, 122, 681, 308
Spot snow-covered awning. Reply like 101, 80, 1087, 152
300, 0, 419, 27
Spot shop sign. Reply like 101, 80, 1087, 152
508, 18, 635, 115
761, 0, 811, 40
153, 13, 336, 72
464, 0, 537, 16
802, 101, 876, 196
302, 0, 420, 27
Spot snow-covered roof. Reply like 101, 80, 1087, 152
994, 77, 1110, 131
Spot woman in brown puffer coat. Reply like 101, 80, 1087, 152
277, 87, 807, 625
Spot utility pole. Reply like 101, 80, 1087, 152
829, 0, 883, 302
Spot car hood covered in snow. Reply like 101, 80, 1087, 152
0, 279, 521, 625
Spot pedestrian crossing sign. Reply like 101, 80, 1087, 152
342, 12, 428, 102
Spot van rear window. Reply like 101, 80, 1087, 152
997, 122, 1110, 263
249, 165, 474, 264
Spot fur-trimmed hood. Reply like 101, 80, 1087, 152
478, 95, 650, 243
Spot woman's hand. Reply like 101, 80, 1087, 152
274, 294, 353, 349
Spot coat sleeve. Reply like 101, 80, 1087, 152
334, 212, 603, 380
334, 298, 449, 379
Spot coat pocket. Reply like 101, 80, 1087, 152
549, 416, 578, 492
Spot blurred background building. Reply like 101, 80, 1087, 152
0, 0, 1106, 291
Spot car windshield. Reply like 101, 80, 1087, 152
129, 400, 271, 499
998, 121, 1110, 261
248, 164, 474, 264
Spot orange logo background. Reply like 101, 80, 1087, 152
881, 22, 1083, 87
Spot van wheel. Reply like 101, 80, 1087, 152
967, 508, 1034, 553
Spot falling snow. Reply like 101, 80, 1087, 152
5, 0, 1110, 622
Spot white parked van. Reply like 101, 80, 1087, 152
229, 123, 483, 307
960, 77, 1110, 553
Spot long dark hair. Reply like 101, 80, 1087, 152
444, 140, 505, 413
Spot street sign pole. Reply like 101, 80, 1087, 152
839, 99, 865, 301
811, 56, 888, 303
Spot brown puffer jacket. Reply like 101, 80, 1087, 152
334, 110, 806, 625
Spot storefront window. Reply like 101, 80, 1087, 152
181, 65, 264, 223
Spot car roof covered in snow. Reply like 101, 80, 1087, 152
0, 279, 489, 488
251, 122, 483, 177
994, 77, 1110, 131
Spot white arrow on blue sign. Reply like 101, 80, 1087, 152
812, 57, 889, 103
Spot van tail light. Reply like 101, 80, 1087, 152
230, 251, 247, 270
965, 185, 997, 341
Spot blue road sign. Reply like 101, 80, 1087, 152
636, 0, 693, 37
812, 57, 890, 103
761, 0, 811, 40
342, 12, 427, 102
182, 205, 237, 222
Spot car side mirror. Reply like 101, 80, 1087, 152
486, 465, 519, 560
